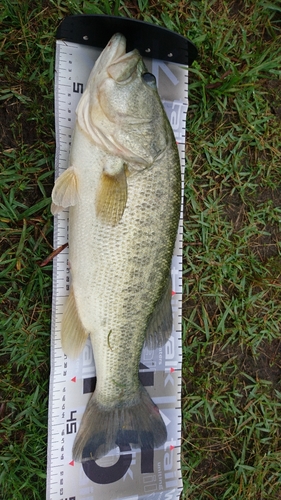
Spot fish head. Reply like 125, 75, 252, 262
78, 34, 169, 169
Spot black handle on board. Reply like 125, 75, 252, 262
56, 14, 198, 65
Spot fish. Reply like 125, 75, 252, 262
51, 33, 181, 462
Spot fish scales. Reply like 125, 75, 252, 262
70, 139, 179, 406
51, 33, 181, 462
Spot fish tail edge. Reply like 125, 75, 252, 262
72, 384, 167, 462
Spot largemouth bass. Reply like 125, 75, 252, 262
51, 33, 181, 462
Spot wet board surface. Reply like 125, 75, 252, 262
47, 17, 193, 500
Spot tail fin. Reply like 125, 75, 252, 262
73, 384, 167, 462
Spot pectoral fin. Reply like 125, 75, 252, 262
145, 276, 173, 350
51, 166, 79, 215
96, 166, 127, 226
61, 287, 88, 358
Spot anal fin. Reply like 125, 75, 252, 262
61, 286, 88, 358
145, 276, 173, 350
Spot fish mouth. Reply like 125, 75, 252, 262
106, 33, 127, 61
103, 33, 142, 72
93, 33, 142, 80
92, 33, 127, 77
105, 34, 144, 85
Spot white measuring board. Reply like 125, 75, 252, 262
47, 39, 188, 500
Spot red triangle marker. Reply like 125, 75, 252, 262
170, 445, 175, 451
170, 367, 175, 373
71, 376, 76, 383
171, 290, 176, 296
69, 460, 74, 466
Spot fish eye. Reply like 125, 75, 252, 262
142, 72, 157, 88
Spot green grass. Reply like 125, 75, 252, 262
1, 0, 281, 498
